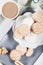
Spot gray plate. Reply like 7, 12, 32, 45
0, 29, 43, 65
0, 7, 43, 65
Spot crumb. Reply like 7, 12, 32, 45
1, 47, 8, 55
15, 61, 24, 65
26, 48, 33, 56
0, 47, 8, 55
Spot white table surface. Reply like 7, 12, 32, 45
0, 0, 16, 41
0, 18, 15, 41
34, 53, 43, 65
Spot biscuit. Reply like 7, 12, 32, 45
19, 24, 30, 35
32, 23, 43, 34
14, 24, 30, 39
14, 28, 24, 39
26, 48, 33, 56
1, 47, 8, 55
10, 50, 21, 61
15, 61, 24, 65
16, 45, 26, 56
32, 11, 43, 22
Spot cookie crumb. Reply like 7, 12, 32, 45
26, 48, 33, 56
15, 61, 24, 65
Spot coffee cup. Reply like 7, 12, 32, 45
1, 1, 20, 19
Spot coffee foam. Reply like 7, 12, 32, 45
2, 1, 19, 19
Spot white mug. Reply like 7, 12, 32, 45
1, 1, 20, 20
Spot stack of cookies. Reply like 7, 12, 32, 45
13, 11, 43, 48
32, 11, 43, 34
10, 45, 33, 65
13, 11, 43, 39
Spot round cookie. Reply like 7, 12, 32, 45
14, 24, 30, 39
32, 11, 43, 22
32, 23, 43, 34
26, 48, 33, 56
18, 24, 30, 37
16, 45, 26, 56
10, 50, 21, 61
14, 28, 23, 39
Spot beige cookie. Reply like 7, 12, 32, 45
19, 24, 30, 36
14, 28, 24, 39
26, 48, 33, 57
15, 61, 24, 65
16, 45, 26, 56
1, 47, 8, 55
32, 23, 43, 34
14, 24, 30, 39
10, 50, 21, 61
32, 11, 43, 22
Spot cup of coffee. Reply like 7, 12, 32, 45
1, 1, 19, 19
